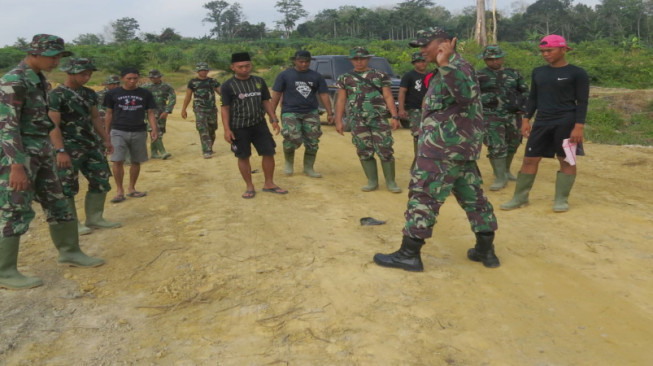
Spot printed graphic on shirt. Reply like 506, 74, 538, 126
116, 95, 145, 111
295, 81, 314, 98
414, 79, 423, 92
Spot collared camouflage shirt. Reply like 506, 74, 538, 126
477, 67, 529, 115
187, 77, 220, 111
419, 52, 484, 161
336, 68, 391, 119
143, 81, 176, 114
48, 85, 99, 149
0, 60, 54, 165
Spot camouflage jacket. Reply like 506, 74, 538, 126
187, 77, 220, 111
0, 60, 54, 165
96, 88, 108, 116
48, 85, 99, 149
419, 53, 484, 161
336, 68, 390, 119
142, 81, 176, 114
477, 67, 529, 116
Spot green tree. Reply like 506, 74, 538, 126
203, 1, 230, 39
73, 33, 105, 46
275, 0, 308, 38
112, 17, 140, 43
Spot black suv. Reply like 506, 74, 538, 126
309, 55, 401, 118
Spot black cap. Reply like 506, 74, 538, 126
290, 50, 311, 61
231, 52, 251, 63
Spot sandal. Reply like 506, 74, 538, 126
241, 190, 256, 199
262, 187, 288, 195
127, 191, 147, 198
110, 195, 126, 203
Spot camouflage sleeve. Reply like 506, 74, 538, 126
439, 65, 477, 107
516, 70, 529, 98
0, 81, 28, 165
211, 78, 220, 89
166, 84, 176, 113
48, 88, 63, 112
379, 71, 391, 88
336, 74, 347, 89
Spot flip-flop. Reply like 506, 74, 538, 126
110, 195, 126, 203
127, 191, 147, 198
262, 187, 288, 195
241, 190, 256, 199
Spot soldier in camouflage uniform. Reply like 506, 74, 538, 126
48, 57, 121, 236
373, 27, 500, 272
181, 62, 221, 159
270, 50, 334, 178
334, 47, 402, 193
143, 69, 176, 159
0, 35, 105, 290
477, 45, 529, 190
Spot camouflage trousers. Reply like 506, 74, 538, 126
0, 137, 73, 237
483, 113, 522, 159
350, 116, 395, 162
57, 146, 112, 197
406, 109, 422, 137
280, 111, 322, 152
147, 112, 168, 135
194, 109, 218, 154
403, 158, 498, 239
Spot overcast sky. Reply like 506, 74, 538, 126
1, 0, 601, 47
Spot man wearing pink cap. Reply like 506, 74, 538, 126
501, 34, 589, 212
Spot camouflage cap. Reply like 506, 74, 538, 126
148, 69, 163, 78
479, 45, 506, 59
348, 46, 374, 59
103, 75, 121, 85
23, 34, 73, 57
196, 62, 210, 71
60, 57, 97, 74
411, 52, 426, 63
409, 27, 452, 48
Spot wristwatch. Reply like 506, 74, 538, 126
271, 118, 279, 123
391, 115, 400, 120
56, 148, 66, 154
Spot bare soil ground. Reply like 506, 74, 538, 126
1, 96, 652, 365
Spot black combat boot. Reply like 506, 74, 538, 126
373, 236, 425, 272
467, 231, 500, 268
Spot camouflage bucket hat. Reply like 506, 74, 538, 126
103, 75, 120, 85
196, 62, 210, 71
411, 52, 426, 63
479, 45, 506, 59
148, 69, 163, 78
24, 34, 73, 57
409, 27, 451, 47
60, 57, 97, 74
348, 46, 374, 59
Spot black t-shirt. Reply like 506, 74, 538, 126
221, 76, 271, 129
525, 64, 589, 125
104, 87, 156, 132
271, 68, 328, 114
400, 69, 428, 110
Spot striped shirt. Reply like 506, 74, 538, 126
221, 75, 271, 129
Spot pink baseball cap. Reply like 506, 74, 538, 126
539, 34, 572, 49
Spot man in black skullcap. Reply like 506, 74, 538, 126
220, 52, 287, 199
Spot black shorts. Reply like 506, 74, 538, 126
231, 123, 276, 158
525, 121, 576, 158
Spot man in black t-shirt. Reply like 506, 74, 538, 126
221, 52, 287, 199
501, 35, 589, 212
398, 51, 428, 165
270, 50, 333, 178
104, 68, 158, 203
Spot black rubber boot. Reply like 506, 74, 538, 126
467, 232, 500, 268
373, 236, 425, 272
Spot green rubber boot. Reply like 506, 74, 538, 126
505, 153, 517, 181
68, 197, 92, 235
303, 150, 322, 178
85, 192, 122, 229
0, 236, 44, 290
381, 160, 402, 193
150, 139, 162, 159
50, 221, 105, 267
159, 138, 171, 160
553, 171, 576, 212
360, 158, 379, 192
500, 172, 536, 210
283, 150, 294, 176
489, 158, 508, 191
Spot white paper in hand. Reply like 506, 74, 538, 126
562, 138, 577, 166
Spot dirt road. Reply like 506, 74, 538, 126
1, 108, 652, 365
